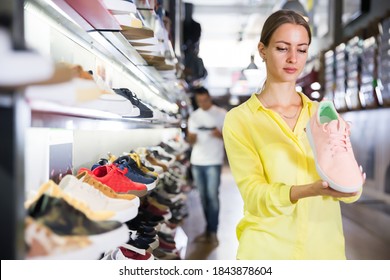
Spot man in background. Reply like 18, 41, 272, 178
187, 87, 227, 244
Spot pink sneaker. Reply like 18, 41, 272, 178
306, 101, 363, 193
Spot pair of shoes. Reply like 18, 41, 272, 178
306, 101, 365, 193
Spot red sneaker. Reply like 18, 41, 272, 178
78, 165, 147, 197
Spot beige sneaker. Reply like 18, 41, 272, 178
59, 174, 140, 223
306, 101, 364, 193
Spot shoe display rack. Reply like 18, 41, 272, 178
25, 0, 187, 127
334, 42, 348, 111
1, 0, 194, 260
360, 36, 380, 108
323, 49, 335, 101
377, 16, 390, 106
323, 12, 390, 111
345, 36, 363, 110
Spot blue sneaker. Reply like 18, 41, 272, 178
114, 156, 157, 191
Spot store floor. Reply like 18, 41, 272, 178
181, 165, 390, 260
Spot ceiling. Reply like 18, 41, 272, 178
181, 0, 351, 96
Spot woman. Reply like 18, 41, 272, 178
222, 10, 362, 259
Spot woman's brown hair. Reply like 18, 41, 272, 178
260, 10, 311, 46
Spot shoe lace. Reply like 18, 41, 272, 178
323, 121, 352, 156
129, 153, 142, 168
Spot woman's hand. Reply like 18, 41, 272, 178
310, 180, 359, 198
290, 180, 360, 203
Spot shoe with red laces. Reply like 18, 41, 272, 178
78, 165, 147, 197
306, 100, 364, 193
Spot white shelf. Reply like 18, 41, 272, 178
27, 0, 182, 110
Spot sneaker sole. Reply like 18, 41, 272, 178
89, 224, 130, 252
110, 204, 139, 223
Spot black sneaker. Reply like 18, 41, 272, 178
157, 231, 175, 244
113, 88, 154, 118
125, 233, 159, 252
27, 194, 129, 252
126, 215, 160, 228
125, 221, 157, 238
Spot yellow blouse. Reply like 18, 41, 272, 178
222, 93, 361, 260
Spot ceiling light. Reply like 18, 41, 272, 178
238, 70, 247, 82
243, 54, 264, 88
245, 54, 258, 71
281, 0, 309, 21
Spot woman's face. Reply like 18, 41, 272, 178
259, 23, 309, 84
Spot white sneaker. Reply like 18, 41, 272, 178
59, 174, 139, 222
76, 93, 141, 118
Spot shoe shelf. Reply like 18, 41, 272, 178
61, 0, 121, 31
24, 0, 185, 128
30, 105, 181, 130
28, 0, 181, 107
95, 31, 175, 100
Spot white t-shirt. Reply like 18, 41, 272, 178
188, 105, 227, 165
